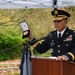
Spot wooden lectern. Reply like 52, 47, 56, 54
31, 57, 75, 75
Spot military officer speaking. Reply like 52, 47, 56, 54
23, 8, 75, 62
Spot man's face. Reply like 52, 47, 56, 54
53, 19, 68, 32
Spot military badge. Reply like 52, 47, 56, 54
63, 35, 72, 41
54, 9, 58, 15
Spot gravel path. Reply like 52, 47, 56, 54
0, 60, 21, 75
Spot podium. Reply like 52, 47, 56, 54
31, 57, 75, 75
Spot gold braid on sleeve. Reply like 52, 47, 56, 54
68, 52, 75, 60
32, 40, 45, 48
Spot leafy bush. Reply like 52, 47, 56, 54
0, 22, 25, 61
0, 33, 23, 61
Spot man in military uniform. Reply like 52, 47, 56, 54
23, 9, 75, 62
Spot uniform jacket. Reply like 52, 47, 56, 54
33, 27, 75, 62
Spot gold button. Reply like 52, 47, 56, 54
66, 33, 68, 34
66, 44, 68, 46
58, 45, 60, 47
52, 40, 54, 42
50, 49, 53, 53
58, 50, 60, 53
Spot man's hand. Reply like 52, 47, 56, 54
56, 55, 68, 61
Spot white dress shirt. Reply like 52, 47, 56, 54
57, 27, 67, 38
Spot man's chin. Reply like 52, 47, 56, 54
55, 28, 60, 31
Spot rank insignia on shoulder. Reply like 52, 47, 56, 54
74, 31, 75, 33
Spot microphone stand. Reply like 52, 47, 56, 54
20, 33, 53, 75
20, 37, 46, 75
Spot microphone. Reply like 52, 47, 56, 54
28, 32, 53, 44
46, 32, 53, 39
39, 32, 53, 40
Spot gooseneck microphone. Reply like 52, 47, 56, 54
28, 32, 53, 45
39, 32, 53, 40
46, 32, 53, 39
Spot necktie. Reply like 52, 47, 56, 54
59, 33, 61, 39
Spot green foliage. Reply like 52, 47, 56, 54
0, 9, 54, 61
0, 33, 23, 61
0, 24, 24, 61
0, 7, 75, 61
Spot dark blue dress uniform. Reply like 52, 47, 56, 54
21, 9, 75, 62
30, 9, 75, 62
31, 27, 75, 62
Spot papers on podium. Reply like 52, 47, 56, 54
31, 55, 56, 59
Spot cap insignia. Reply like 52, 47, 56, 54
54, 10, 58, 15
